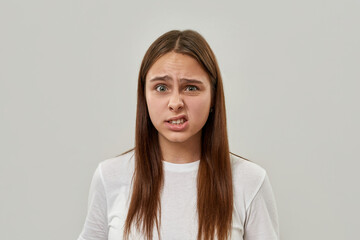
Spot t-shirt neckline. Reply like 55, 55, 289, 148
162, 160, 200, 172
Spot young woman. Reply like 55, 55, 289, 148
78, 30, 279, 240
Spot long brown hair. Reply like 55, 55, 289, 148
124, 30, 233, 240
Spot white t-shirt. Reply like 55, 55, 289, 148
78, 151, 279, 240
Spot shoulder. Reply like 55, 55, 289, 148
230, 153, 267, 209
230, 153, 266, 183
97, 150, 135, 185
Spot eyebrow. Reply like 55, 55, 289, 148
149, 75, 204, 84
149, 75, 172, 82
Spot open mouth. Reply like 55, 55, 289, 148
167, 118, 187, 125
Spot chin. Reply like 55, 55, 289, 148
160, 132, 192, 144
165, 136, 189, 143
162, 130, 203, 145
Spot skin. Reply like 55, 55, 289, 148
145, 51, 212, 164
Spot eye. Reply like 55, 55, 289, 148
185, 85, 199, 91
155, 84, 167, 92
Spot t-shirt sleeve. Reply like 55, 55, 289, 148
244, 173, 280, 240
78, 164, 108, 240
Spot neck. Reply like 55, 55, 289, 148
159, 133, 201, 164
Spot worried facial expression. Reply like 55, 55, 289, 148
145, 52, 212, 145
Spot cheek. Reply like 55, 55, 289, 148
146, 95, 165, 121
187, 96, 211, 122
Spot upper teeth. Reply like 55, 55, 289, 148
170, 119, 185, 124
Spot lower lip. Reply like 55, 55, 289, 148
164, 120, 189, 131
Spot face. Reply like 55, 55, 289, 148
145, 51, 212, 146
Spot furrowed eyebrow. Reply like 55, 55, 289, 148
180, 78, 204, 85
149, 75, 172, 82
148, 75, 204, 84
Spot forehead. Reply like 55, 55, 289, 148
146, 52, 209, 82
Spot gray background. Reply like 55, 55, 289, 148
1, 0, 359, 239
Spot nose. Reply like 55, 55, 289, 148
168, 91, 184, 111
